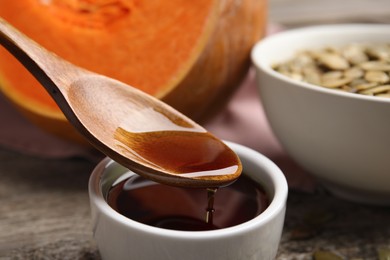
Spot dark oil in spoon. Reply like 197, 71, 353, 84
107, 173, 269, 231
115, 128, 241, 185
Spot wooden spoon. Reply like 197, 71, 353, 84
0, 18, 242, 188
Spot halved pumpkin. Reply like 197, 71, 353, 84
0, 0, 266, 143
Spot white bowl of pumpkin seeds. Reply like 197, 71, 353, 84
251, 24, 390, 205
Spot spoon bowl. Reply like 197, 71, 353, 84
0, 18, 241, 188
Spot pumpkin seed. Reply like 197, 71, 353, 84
273, 43, 390, 98
322, 71, 343, 80
322, 77, 352, 88
366, 45, 390, 61
289, 73, 304, 81
317, 52, 350, 70
376, 92, 390, 98
313, 250, 344, 260
342, 44, 368, 65
360, 61, 390, 71
378, 247, 390, 260
364, 70, 389, 83
305, 73, 322, 85
354, 82, 379, 91
360, 84, 390, 95
344, 67, 364, 79
340, 85, 354, 92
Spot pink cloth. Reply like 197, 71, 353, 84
0, 93, 103, 162
0, 24, 316, 192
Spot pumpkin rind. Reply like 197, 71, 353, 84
0, 0, 266, 142
163, 0, 267, 120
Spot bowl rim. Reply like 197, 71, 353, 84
251, 23, 390, 104
88, 141, 288, 240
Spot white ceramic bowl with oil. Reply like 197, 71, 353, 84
89, 141, 288, 260
252, 24, 390, 205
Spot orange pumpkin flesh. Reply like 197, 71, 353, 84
0, 0, 266, 143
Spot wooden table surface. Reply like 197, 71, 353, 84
1, 1, 390, 259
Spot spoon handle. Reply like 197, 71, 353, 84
0, 17, 84, 94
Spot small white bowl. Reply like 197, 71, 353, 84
251, 24, 390, 205
89, 141, 288, 260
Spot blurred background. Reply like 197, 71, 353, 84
270, 0, 390, 27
